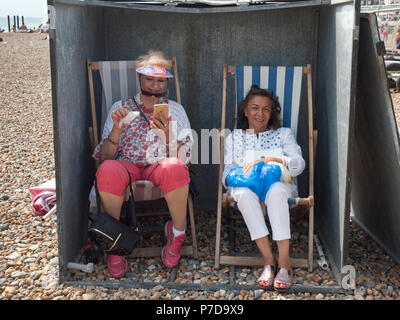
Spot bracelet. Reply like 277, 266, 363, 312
106, 136, 119, 146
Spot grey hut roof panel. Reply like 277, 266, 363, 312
52, 0, 331, 13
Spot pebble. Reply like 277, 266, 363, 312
7, 252, 20, 260
364, 279, 375, 288
11, 271, 26, 278
4, 287, 17, 296
153, 285, 164, 292
0, 33, 400, 301
354, 286, 366, 296
49, 257, 58, 266
254, 289, 264, 299
150, 292, 161, 300
82, 293, 95, 300
315, 293, 324, 300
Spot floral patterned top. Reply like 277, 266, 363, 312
222, 127, 305, 189
93, 93, 193, 166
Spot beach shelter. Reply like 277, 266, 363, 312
49, 0, 400, 285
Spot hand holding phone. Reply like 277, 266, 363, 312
153, 104, 169, 128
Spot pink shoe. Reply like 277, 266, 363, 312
257, 264, 276, 288
274, 267, 293, 292
107, 254, 127, 278
162, 220, 186, 268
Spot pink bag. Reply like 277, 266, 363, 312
28, 178, 56, 216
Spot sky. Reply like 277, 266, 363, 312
0, 0, 48, 18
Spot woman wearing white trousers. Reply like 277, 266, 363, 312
222, 85, 305, 291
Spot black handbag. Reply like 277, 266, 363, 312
88, 170, 139, 256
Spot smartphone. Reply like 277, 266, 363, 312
153, 103, 169, 120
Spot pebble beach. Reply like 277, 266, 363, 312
1, 33, 400, 301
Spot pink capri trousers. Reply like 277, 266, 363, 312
96, 157, 190, 196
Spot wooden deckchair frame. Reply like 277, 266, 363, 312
86, 57, 198, 260
214, 63, 316, 271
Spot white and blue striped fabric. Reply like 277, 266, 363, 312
235, 66, 303, 138
98, 60, 140, 131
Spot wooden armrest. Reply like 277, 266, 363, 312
297, 196, 314, 206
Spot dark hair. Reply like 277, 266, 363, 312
237, 85, 281, 130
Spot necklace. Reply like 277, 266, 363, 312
137, 93, 167, 114
141, 105, 154, 114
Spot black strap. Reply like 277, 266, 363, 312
94, 167, 137, 229
131, 96, 150, 127
125, 169, 137, 229
94, 176, 102, 217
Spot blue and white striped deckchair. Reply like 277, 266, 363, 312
235, 66, 303, 139
215, 64, 316, 271
87, 57, 198, 259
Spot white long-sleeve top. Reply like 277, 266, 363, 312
222, 127, 305, 189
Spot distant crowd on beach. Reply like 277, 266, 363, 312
0, 21, 50, 43
0, 21, 50, 34
377, 13, 400, 50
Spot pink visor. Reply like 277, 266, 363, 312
136, 65, 174, 78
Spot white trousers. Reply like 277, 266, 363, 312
230, 182, 297, 241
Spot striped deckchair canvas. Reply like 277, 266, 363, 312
98, 61, 140, 132
235, 66, 303, 138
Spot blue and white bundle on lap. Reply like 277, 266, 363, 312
226, 161, 290, 201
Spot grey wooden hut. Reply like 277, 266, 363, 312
48, 0, 400, 284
